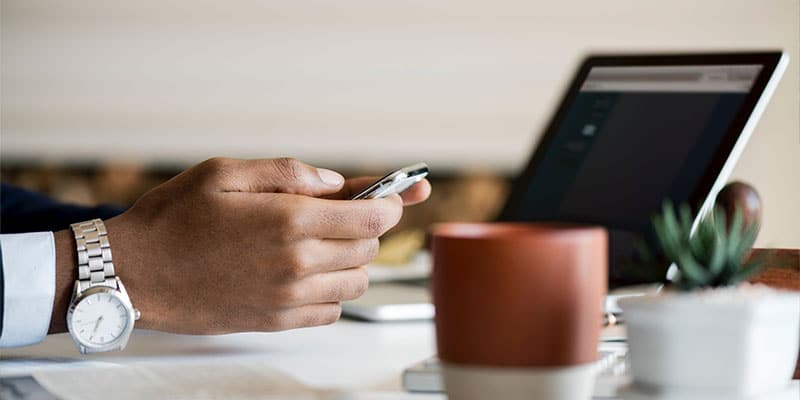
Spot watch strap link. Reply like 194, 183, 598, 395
70, 218, 117, 292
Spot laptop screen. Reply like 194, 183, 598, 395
499, 54, 785, 286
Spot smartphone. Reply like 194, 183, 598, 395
349, 162, 429, 200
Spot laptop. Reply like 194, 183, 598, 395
342, 51, 789, 324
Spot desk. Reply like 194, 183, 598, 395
2, 249, 796, 398
1, 320, 441, 398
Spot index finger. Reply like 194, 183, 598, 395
323, 176, 432, 206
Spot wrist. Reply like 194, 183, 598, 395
102, 214, 158, 330
51, 229, 77, 333
51, 213, 157, 334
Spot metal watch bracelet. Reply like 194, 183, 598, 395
70, 218, 118, 292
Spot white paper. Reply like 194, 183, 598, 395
34, 361, 322, 400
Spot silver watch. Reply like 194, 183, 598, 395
66, 219, 139, 353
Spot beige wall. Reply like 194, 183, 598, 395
2, 0, 798, 246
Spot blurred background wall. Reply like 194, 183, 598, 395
2, 0, 799, 246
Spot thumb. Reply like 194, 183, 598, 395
202, 157, 345, 196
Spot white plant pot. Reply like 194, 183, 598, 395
619, 286, 800, 397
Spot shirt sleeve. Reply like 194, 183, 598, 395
0, 231, 56, 347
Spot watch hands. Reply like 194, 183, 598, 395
92, 316, 104, 333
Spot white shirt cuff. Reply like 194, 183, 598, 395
0, 232, 56, 347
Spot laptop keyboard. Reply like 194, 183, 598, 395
403, 344, 630, 398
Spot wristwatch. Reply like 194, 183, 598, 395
66, 219, 140, 353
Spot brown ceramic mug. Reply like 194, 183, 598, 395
431, 222, 608, 400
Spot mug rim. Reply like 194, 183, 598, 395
430, 222, 605, 240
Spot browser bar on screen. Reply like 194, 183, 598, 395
581, 65, 763, 93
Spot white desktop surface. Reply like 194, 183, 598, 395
0, 319, 442, 398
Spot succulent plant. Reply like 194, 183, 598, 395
642, 201, 764, 291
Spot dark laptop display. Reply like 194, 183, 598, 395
499, 53, 786, 286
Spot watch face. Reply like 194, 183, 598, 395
70, 291, 131, 347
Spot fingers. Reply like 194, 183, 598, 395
241, 193, 403, 240
322, 176, 378, 200
197, 157, 345, 196
325, 176, 432, 205
310, 195, 403, 239
276, 266, 370, 308
280, 238, 379, 278
192, 157, 431, 204
252, 267, 370, 331
398, 178, 431, 205
193, 157, 431, 205
263, 302, 344, 331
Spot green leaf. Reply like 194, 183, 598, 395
685, 211, 708, 267
707, 234, 726, 276
679, 203, 694, 235
688, 208, 710, 261
726, 207, 743, 262
676, 250, 711, 287
661, 203, 689, 259
652, 215, 678, 261
643, 200, 762, 290
743, 222, 760, 248
729, 258, 766, 285
732, 223, 760, 265
662, 202, 682, 240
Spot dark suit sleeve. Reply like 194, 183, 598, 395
1, 183, 126, 234
0, 183, 126, 339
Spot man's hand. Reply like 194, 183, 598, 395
51, 158, 430, 335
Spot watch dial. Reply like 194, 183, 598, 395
72, 292, 130, 347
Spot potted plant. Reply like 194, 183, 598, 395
619, 201, 800, 398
